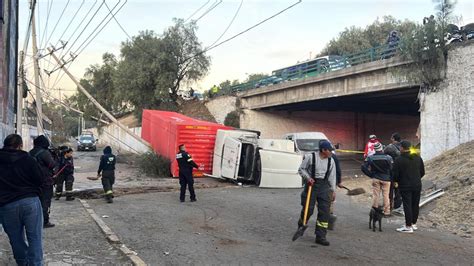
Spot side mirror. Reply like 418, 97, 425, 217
75, 138, 78, 141
334, 143, 341, 150
96, 139, 99, 142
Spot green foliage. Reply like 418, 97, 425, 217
224, 111, 240, 128
399, 0, 457, 90
68, 19, 210, 118
319, 16, 417, 56
137, 152, 171, 177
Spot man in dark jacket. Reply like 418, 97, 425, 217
384, 132, 403, 214
97, 146, 116, 203
30, 135, 56, 228
364, 142, 393, 216
393, 140, 425, 233
176, 144, 199, 202
55, 147, 75, 201
0, 134, 45, 265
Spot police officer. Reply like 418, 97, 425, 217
30, 135, 56, 228
97, 146, 116, 203
176, 144, 199, 202
295, 140, 336, 246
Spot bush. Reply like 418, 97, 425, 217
224, 111, 240, 128
137, 152, 171, 177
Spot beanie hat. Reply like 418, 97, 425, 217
374, 142, 383, 152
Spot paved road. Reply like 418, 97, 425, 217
0, 198, 129, 265
87, 187, 473, 265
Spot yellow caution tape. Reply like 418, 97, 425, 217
336, 149, 365, 154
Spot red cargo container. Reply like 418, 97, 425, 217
141, 110, 231, 177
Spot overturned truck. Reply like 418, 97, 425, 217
208, 129, 303, 188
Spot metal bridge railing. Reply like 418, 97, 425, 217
227, 42, 400, 94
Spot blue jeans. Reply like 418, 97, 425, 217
0, 197, 44, 266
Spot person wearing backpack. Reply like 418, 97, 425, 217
30, 135, 57, 228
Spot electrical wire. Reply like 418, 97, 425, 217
207, 0, 243, 48
184, 0, 210, 23
39, 0, 54, 51
52, 0, 99, 65
187, 0, 302, 61
72, 0, 123, 57
194, 0, 222, 22
61, 1, 106, 59
53, 0, 86, 48
43, 0, 71, 50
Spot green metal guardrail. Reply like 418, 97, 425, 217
228, 42, 400, 94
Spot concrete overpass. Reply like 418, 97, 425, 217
239, 57, 420, 151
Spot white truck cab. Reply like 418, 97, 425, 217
210, 129, 303, 188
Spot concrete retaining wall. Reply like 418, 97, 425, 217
205, 96, 237, 124
420, 43, 474, 160
241, 109, 419, 151
89, 124, 149, 154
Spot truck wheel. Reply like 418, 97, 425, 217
254, 152, 262, 186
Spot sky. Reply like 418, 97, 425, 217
18, 0, 474, 98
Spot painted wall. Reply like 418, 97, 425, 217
241, 109, 419, 151
420, 43, 474, 160
89, 124, 149, 154
205, 96, 237, 124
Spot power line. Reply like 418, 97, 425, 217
47, 0, 99, 76
39, 0, 54, 51
53, 0, 85, 48
194, 0, 222, 22
187, 0, 302, 61
62, 1, 106, 59
184, 0, 210, 23
52, 1, 128, 89
72, 0, 124, 57
42, 0, 71, 50
207, 0, 243, 48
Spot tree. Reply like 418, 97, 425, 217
69, 53, 122, 119
400, 0, 457, 91
224, 111, 240, 128
319, 16, 417, 56
114, 19, 210, 116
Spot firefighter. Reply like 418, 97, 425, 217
55, 147, 75, 201
295, 140, 336, 246
97, 146, 116, 203
176, 144, 199, 202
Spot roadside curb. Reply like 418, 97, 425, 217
79, 199, 147, 266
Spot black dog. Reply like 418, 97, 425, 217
369, 206, 383, 232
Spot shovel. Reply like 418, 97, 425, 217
292, 185, 312, 241
339, 185, 365, 196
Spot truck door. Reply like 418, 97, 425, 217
258, 150, 303, 188
221, 138, 242, 180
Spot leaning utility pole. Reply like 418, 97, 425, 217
48, 48, 151, 149
31, 7, 44, 134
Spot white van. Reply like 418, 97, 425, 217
283, 132, 331, 154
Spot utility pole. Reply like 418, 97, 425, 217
16, 51, 25, 134
48, 48, 152, 149
31, 3, 44, 135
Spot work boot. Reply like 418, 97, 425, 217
328, 215, 337, 231
43, 222, 55, 229
107, 197, 113, 204
190, 198, 197, 202
180, 199, 185, 203
315, 237, 330, 246
55, 193, 61, 200
66, 195, 75, 201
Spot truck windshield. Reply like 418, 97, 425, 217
295, 139, 324, 151
80, 136, 93, 141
